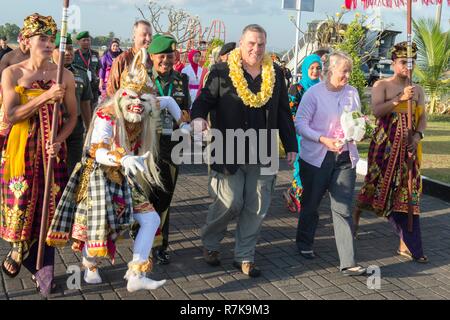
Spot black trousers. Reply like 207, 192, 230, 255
149, 135, 179, 250
66, 116, 84, 175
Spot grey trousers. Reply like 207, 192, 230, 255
201, 165, 276, 263
296, 151, 357, 270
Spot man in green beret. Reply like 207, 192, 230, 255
73, 31, 100, 109
53, 32, 93, 174
146, 34, 190, 264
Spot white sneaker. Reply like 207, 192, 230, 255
84, 268, 103, 284
126, 275, 166, 292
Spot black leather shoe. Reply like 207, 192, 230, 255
299, 250, 316, 259
153, 249, 170, 265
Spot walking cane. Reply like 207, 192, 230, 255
36, 0, 70, 270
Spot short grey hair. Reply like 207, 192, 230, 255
133, 20, 152, 34
241, 24, 267, 39
327, 51, 353, 72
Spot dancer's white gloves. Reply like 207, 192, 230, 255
95, 148, 120, 167
120, 151, 150, 175
157, 96, 181, 122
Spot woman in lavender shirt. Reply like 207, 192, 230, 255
294, 52, 366, 276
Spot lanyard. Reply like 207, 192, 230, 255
155, 78, 173, 97
78, 49, 91, 69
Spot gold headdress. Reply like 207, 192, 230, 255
21, 13, 57, 39
390, 41, 418, 60
120, 48, 153, 95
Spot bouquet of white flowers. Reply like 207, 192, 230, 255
340, 108, 375, 143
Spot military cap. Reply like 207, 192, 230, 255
219, 42, 236, 56
148, 34, 177, 54
76, 31, 90, 40
55, 32, 73, 48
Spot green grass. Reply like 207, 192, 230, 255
358, 115, 450, 184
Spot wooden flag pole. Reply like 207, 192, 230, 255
406, 0, 414, 233
36, 0, 70, 270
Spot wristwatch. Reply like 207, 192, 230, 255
415, 131, 424, 140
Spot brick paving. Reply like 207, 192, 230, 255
1, 163, 449, 300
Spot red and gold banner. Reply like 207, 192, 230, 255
344, 0, 448, 10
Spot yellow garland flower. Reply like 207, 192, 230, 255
227, 48, 275, 109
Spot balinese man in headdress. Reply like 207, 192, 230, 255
356, 42, 428, 263
0, 13, 78, 297
47, 48, 183, 292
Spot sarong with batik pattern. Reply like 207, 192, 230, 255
0, 81, 68, 243
357, 101, 424, 217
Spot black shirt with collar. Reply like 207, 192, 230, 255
191, 61, 298, 175
152, 68, 190, 111
152, 68, 191, 161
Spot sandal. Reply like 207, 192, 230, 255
2, 249, 21, 278
1, 242, 30, 278
397, 250, 428, 263
2, 240, 34, 278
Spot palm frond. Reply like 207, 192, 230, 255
412, 18, 449, 109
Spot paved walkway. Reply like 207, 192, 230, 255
1, 163, 450, 300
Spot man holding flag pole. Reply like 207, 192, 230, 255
347, 0, 444, 262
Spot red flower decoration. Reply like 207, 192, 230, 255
122, 92, 128, 97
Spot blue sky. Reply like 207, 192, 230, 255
0, 0, 448, 51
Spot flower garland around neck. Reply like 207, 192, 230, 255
227, 48, 275, 109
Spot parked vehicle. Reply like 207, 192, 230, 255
366, 59, 393, 86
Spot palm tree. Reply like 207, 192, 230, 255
413, 18, 449, 114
